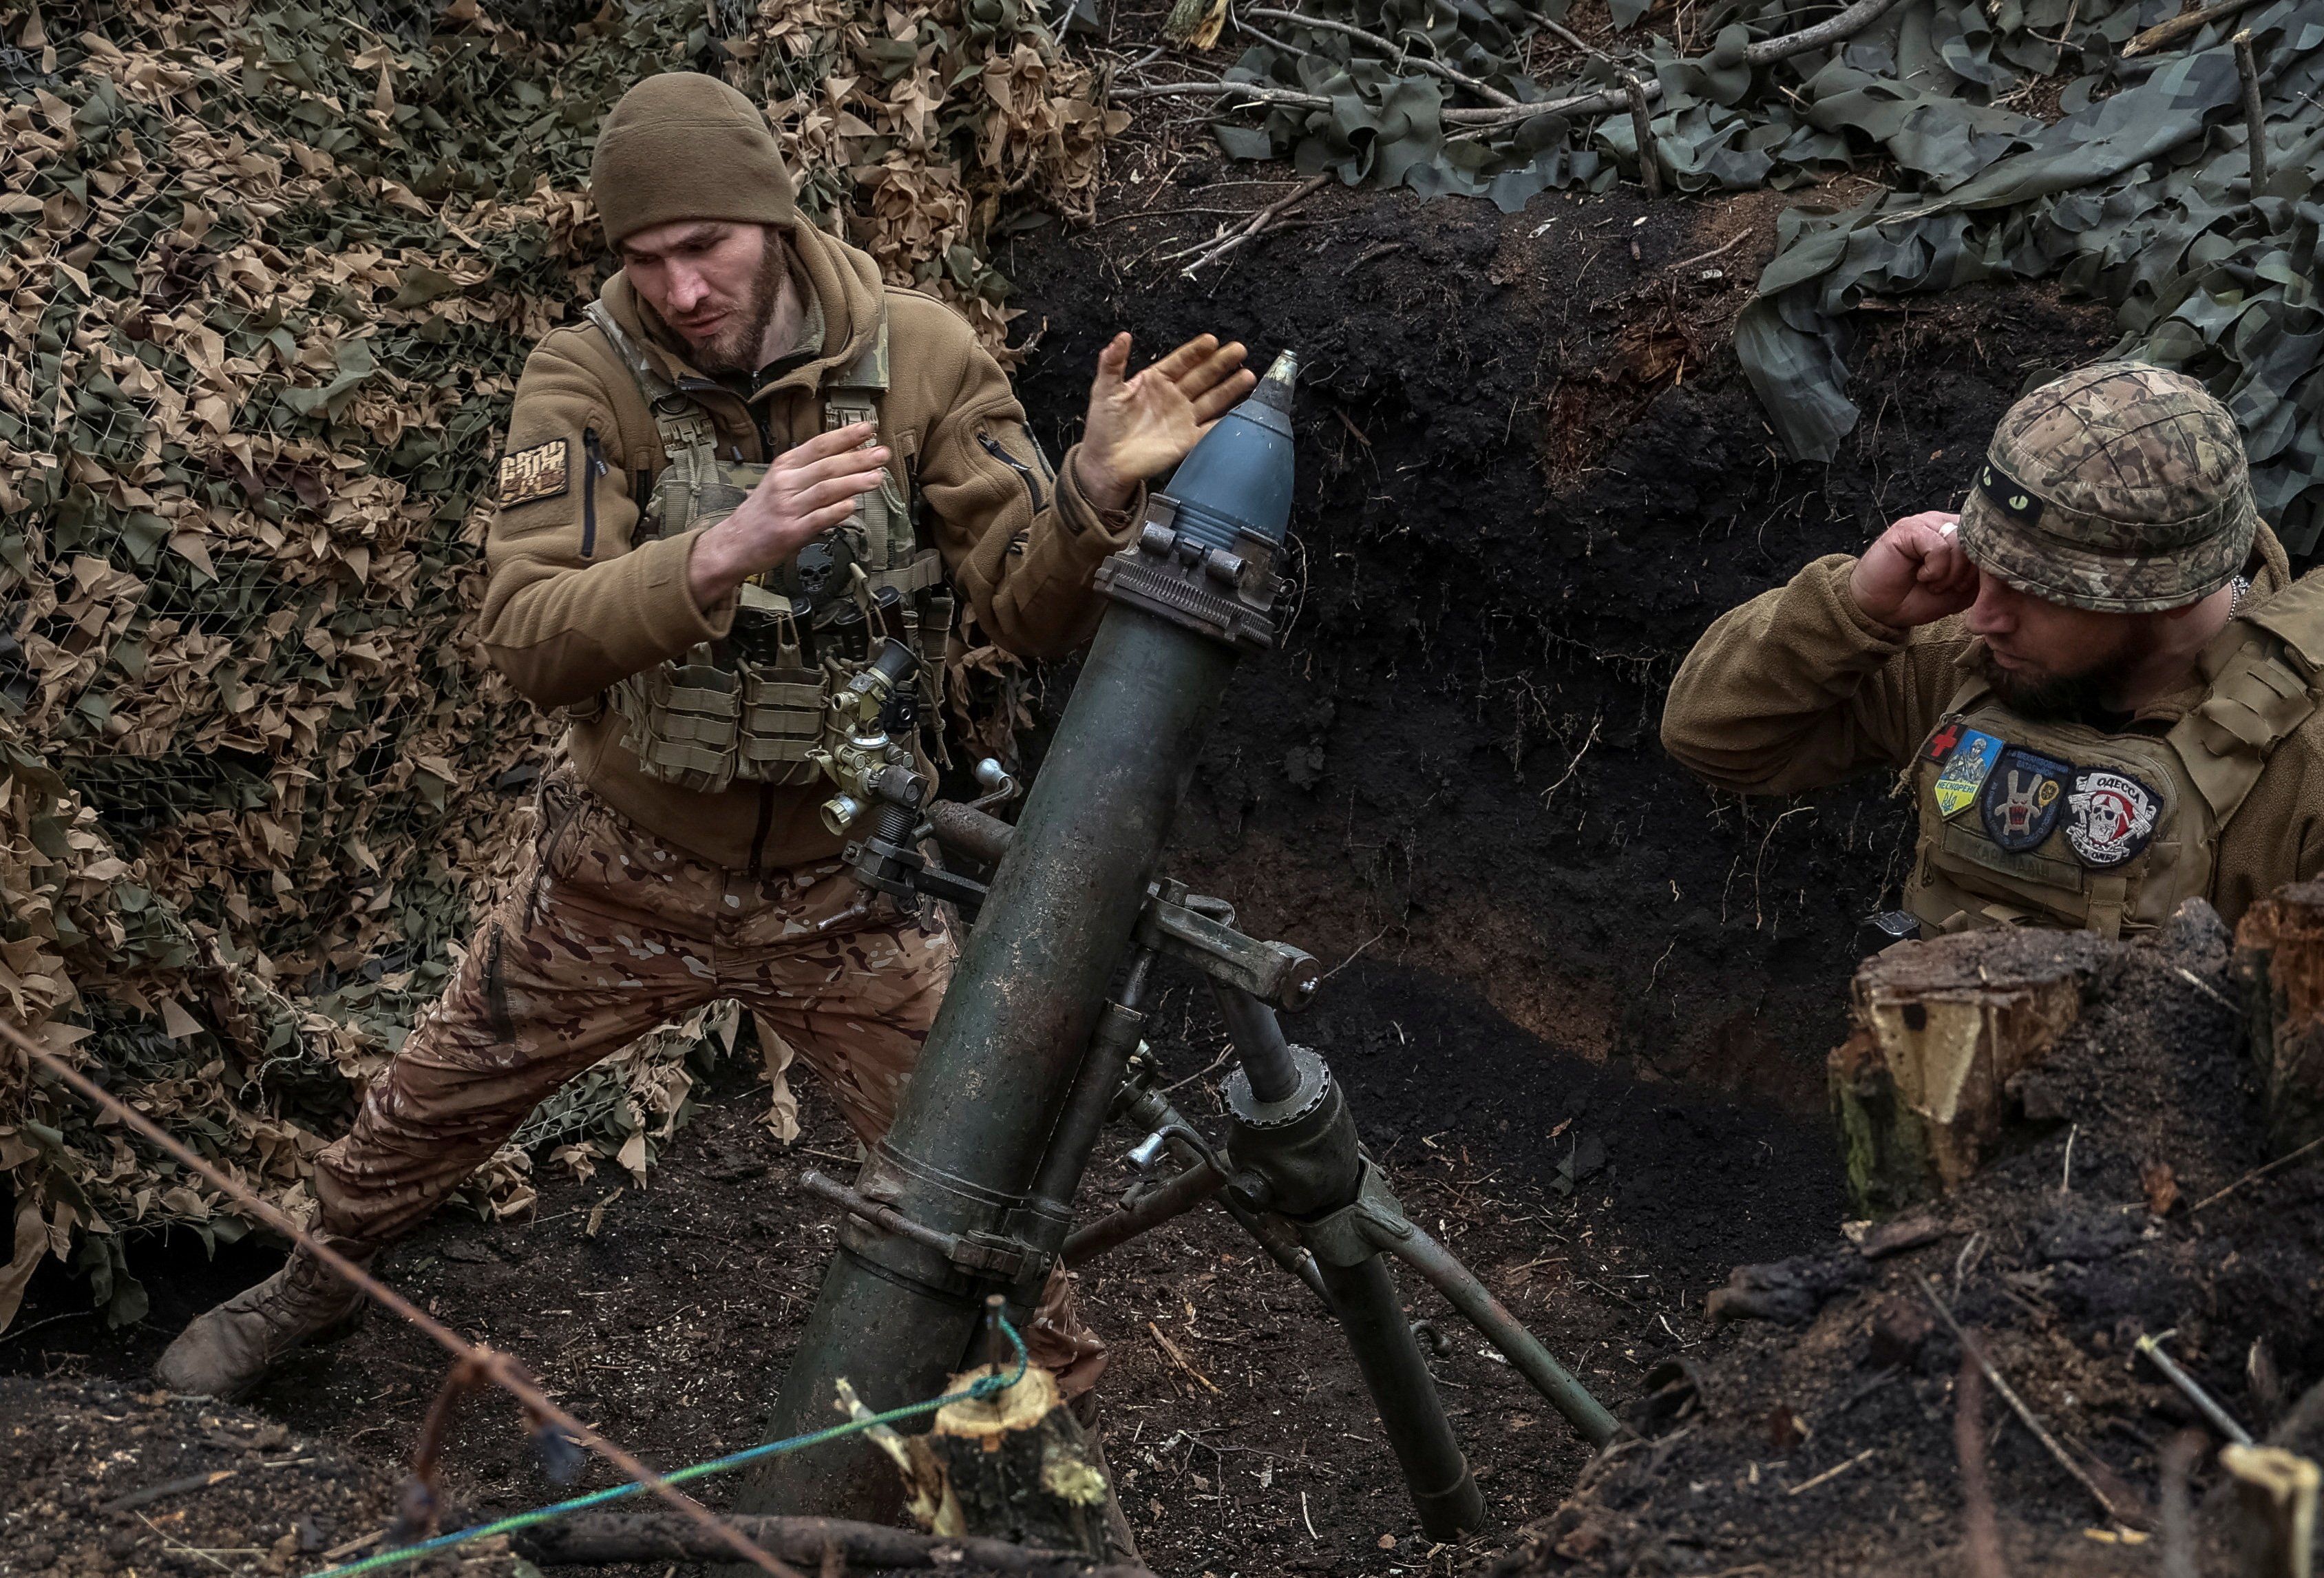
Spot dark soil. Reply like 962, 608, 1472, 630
1492, 912, 2324, 1577
8, 154, 2124, 1578
0, 1373, 516, 1578
1006, 162, 2117, 1112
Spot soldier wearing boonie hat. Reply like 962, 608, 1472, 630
1663, 361, 2324, 939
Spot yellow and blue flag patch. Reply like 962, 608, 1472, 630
1932, 728, 2004, 819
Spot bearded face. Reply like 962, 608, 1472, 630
618, 220, 790, 375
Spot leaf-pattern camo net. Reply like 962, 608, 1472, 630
1209, 0, 2324, 548
0, 0, 1115, 1328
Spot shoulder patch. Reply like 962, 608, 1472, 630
498, 438, 571, 507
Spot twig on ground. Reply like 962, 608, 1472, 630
1955, 1354, 2009, 1578
1667, 229, 1751, 273
1342, 240, 1404, 275
1919, 1275, 2137, 1528
2123, 0, 2264, 56
1170, 173, 1332, 273
2190, 1131, 2324, 1213
1148, 1321, 1225, 1394
2176, 965, 2236, 1010
1786, 1447, 1876, 1496
1108, 79, 1333, 108
0, 1020, 800, 1578
1442, 79, 1659, 127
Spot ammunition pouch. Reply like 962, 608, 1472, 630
580, 298, 955, 797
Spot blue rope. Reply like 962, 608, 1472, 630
305, 1311, 1031, 1578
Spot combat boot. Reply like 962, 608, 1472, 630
1070, 1389, 1144, 1564
154, 1241, 372, 1400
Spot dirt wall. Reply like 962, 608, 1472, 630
1006, 178, 2115, 1114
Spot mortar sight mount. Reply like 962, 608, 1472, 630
748, 350, 1620, 1545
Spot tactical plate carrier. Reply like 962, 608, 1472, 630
583, 299, 952, 795
1907, 578, 2324, 936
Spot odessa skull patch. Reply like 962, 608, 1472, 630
2064, 768, 2161, 868
1931, 728, 2004, 819
1980, 747, 2070, 852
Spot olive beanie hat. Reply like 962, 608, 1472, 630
591, 72, 797, 245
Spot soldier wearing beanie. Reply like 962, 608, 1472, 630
156, 68, 1254, 1504
1663, 361, 2324, 938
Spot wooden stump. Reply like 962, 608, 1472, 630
2234, 881, 2324, 1155
2221, 1444, 2320, 1578
861, 1363, 1110, 1560
1829, 933, 2092, 1217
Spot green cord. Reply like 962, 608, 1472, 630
306, 1310, 1031, 1578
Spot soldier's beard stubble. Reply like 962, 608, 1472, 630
1974, 634, 2144, 724
685, 233, 788, 375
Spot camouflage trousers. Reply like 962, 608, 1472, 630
312, 770, 1107, 1396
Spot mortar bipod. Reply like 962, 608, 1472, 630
1088, 993, 1623, 1451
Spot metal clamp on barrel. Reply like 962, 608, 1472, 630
1092, 352, 1297, 653
799, 1169, 1037, 1281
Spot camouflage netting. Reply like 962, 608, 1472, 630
0, 0, 1116, 1328
1195, 0, 2324, 548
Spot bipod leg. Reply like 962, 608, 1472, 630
1209, 985, 1485, 1541
1362, 1206, 1622, 1446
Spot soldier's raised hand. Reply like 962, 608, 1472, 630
1073, 333, 1256, 514
1850, 510, 1978, 629
690, 421, 889, 609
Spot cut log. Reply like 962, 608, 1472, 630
1830, 932, 2095, 1216
2233, 882, 2324, 1155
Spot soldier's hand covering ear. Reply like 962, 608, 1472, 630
1849, 510, 1978, 629
689, 421, 889, 610
1073, 333, 1256, 513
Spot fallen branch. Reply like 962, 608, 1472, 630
1919, 1275, 2140, 1528
1171, 173, 1333, 273
1441, 79, 1658, 127
1667, 229, 1753, 274
1108, 79, 1333, 109
513, 1513, 1153, 1575
1148, 1319, 1225, 1393
2124, 0, 2265, 56
2190, 1130, 2324, 1213
1786, 1446, 1877, 1496
1244, 8, 1522, 105
1745, 0, 1915, 62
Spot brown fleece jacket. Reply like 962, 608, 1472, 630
1659, 523, 2324, 927
481, 224, 1142, 871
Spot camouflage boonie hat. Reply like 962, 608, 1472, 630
1957, 361, 2258, 614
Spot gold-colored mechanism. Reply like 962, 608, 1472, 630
810, 633, 926, 837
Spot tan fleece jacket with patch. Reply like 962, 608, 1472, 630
1658, 523, 2324, 928
479, 224, 1142, 872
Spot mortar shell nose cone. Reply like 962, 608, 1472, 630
1251, 350, 1298, 414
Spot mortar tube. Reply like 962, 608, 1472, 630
737, 599, 1241, 1524
1366, 1215, 1621, 1446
